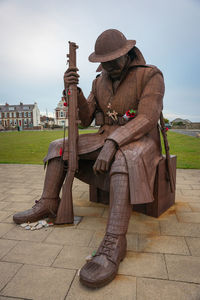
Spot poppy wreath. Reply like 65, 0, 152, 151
123, 109, 137, 121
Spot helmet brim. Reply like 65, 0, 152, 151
88, 40, 136, 63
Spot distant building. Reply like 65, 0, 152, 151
0, 102, 40, 129
40, 115, 55, 127
172, 118, 192, 125
55, 97, 68, 127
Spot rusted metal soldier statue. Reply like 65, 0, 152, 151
13, 29, 165, 288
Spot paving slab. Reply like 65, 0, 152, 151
3, 241, 62, 267
0, 239, 18, 259
0, 211, 14, 222
0, 296, 26, 300
73, 206, 104, 217
189, 202, 200, 212
53, 245, 93, 269
185, 237, 200, 256
66, 274, 136, 300
138, 234, 189, 255
160, 220, 200, 237
137, 277, 200, 300
177, 211, 200, 223
44, 227, 94, 246
128, 218, 160, 235
165, 254, 200, 284
0, 261, 22, 291
77, 216, 107, 231
2, 194, 37, 203
1, 265, 76, 300
2, 202, 35, 212
0, 223, 14, 237
1, 165, 200, 299
119, 252, 168, 279
3, 225, 53, 242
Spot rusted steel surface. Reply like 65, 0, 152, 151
55, 42, 79, 224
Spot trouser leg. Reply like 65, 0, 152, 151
13, 157, 67, 224
41, 157, 67, 199
106, 173, 132, 235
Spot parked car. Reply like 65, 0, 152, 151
165, 123, 172, 129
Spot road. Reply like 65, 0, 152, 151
171, 129, 200, 137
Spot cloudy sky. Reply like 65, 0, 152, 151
0, 0, 199, 121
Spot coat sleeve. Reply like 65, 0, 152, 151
107, 67, 165, 147
77, 79, 97, 127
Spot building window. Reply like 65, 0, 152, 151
0, 112, 1, 118
28, 111, 31, 117
9, 112, 12, 118
14, 119, 17, 125
9, 107, 14, 111
0, 120, 2, 124
14, 112, 16, 117
19, 112, 22, 118
24, 112, 27, 117
10, 119, 12, 125
4, 112, 7, 118
60, 111, 64, 118
24, 119, 27, 125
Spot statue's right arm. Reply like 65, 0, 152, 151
64, 67, 97, 127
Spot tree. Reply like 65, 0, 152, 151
164, 117, 169, 124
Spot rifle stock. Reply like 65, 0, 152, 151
55, 42, 79, 224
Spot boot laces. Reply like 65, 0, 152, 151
99, 233, 118, 257
32, 197, 58, 217
32, 198, 45, 210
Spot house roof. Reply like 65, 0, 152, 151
0, 103, 35, 112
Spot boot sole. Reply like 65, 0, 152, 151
13, 213, 56, 225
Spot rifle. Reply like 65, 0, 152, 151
55, 41, 79, 224
160, 112, 175, 193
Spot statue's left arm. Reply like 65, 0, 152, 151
107, 67, 165, 147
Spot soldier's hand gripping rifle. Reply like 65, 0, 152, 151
55, 42, 79, 224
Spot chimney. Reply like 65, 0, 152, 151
20, 102, 23, 106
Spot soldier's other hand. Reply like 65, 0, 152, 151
93, 140, 117, 174
64, 67, 79, 88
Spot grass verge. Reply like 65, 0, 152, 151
0, 130, 199, 168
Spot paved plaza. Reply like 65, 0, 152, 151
0, 164, 200, 300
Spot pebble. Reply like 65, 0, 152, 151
19, 219, 54, 231
35, 224, 43, 230
29, 222, 38, 227
20, 223, 29, 228
85, 254, 92, 262
39, 220, 47, 226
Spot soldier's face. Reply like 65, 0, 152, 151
102, 55, 127, 80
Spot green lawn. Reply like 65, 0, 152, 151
0, 130, 199, 168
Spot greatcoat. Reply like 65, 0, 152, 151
44, 47, 165, 205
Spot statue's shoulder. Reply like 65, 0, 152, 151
132, 64, 164, 82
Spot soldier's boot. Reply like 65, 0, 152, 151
80, 173, 132, 288
13, 158, 67, 224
